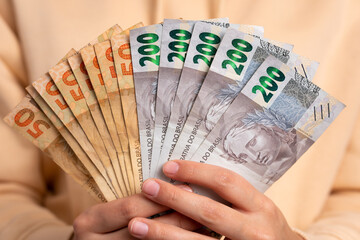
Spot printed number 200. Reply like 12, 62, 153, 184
252, 66, 285, 103
137, 33, 160, 67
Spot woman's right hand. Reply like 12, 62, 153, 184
72, 186, 200, 239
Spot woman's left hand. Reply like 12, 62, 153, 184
128, 160, 304, 240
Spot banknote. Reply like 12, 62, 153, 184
169, 28, 262, 163
3, 95, 108, 202
150, 18, 233, 178
111, 23, 144, 184
68, 25, 130, 196
32, 74, 119, 198
48, 60, 125, 197
190, 56, 345, 195
3, 19, 347, 209
94, 39, 140, 194
130, 24, 162, 181
81, 25, 134, 195
150, 19, 196, 178
80, 28, 137, 195
171, 28, 318, 161
67, 53, 128, 197
152, 20, 265, 178
96, 24, 123, 43
156, 21, 231, 178
26, 85, 117, 201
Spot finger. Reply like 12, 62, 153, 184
128, 217, 214, 240
163, 160, 265, 210
154, 211, 201, 230
87, 212, 201, 240
74, 194, 167, 234
74, 185, 192, 234
141, 178, 246, 238
84, 231, 138, 240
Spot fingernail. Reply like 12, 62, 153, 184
163, 161, 179, 175
130, 220, 148, 238
177, 185, 193, 192
142, 180, 160, 196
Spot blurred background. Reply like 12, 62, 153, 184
0, 0, 359, 238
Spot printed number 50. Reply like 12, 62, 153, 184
14, 108, 50, 139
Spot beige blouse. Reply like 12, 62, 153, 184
0, 0, 359, 239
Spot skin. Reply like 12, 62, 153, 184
73, 160, 304, 240
72, 187, 200, 239
128, 160, 304, 240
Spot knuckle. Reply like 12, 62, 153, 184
73, 204, 108, 235
259, 197, 277, 215
167, 187, 180, 203
118, 198, 139, 218
197, 201, 223, 227
213, 169, 235, 189
73, 217, 83, 234
73, 211, 91, 234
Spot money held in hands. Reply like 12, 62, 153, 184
3, 18, 345, 203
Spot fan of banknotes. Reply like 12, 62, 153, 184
4, 18, 345, 203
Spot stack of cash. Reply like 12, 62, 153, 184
3, 18, 345, 203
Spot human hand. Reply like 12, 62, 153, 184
128, 160, 304, 240
72, 187, 200, 239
